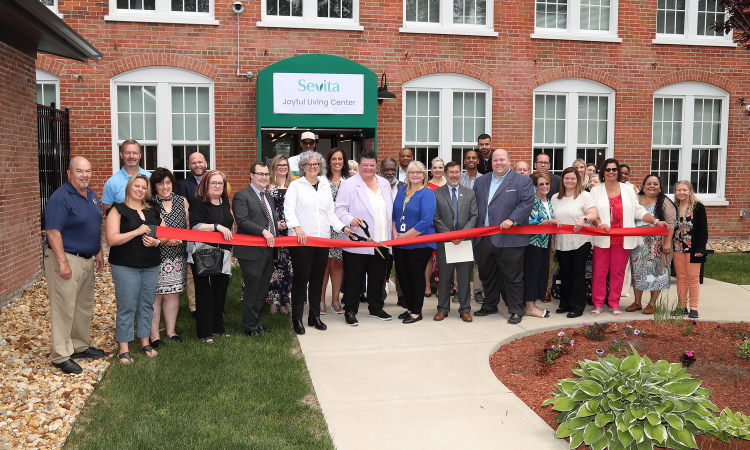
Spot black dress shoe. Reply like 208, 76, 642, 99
70, 347, 106, 360
474, 308, 497, 317
308, 317, 328, 331
567, 311, 583, 318
507, 313, 522, 324
360, 293, 368, 303
293, 320, 306, 335
556, 307, 571, 314
474, 292, 484, 304
402, 314, 423, 324
52, 359, 83, 374
345, 312, 359, 326
258, 325, 271, 334
244, 329, 261, 338
398, 311, 411, 320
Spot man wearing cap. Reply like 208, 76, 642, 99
45, 156, 106, 374
288, 132, 317, 179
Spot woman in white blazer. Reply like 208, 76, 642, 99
589, 158, 667, 316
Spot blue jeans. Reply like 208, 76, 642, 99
111, 264, 159, 343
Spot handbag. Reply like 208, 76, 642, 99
193, 245, 223, 276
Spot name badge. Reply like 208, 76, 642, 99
399, 223, 406, 232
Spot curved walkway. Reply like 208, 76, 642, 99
298, 277, 750, 450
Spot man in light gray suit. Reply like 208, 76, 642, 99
473, 149, 535, 324
433, 161, 478, 322
232, 162, 278, 338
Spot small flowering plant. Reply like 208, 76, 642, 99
624, 325, 645, 337
580, 322, 609, 341
610, 339, 623, 352
543, 332, 573, 364
684, 320, 697, 336
680, 350, 697, 367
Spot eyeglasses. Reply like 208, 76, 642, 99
209, 181, 224, 187
536, 161, 550, 166
604, 168, 618, 172
253, 172, 270, 177
360, 164, 376, 169
537, 182, 550, 186
408, 171, 423, 176
305, 163, 320, 167
301, 140, 315, 146
277, 164, 289, 168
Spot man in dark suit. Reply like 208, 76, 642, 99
175, 151, 207, 317
232, 161, 278, 338
473, 149, 535, 324
533, 152, 561, 302
433, 161, 478, 322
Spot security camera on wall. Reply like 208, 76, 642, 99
232, 1, 244, 13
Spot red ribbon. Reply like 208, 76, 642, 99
156, 224, 668, 249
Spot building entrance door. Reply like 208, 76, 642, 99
260, 128, 370, 164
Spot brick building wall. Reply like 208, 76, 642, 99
38, 0, 750, 238
0, 41, 43, 307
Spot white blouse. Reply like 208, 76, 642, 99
550, 191, 596, 251
284, 176, 346, 238
366, 185, 389, 242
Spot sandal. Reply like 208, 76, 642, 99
215, 332, 230, 338
280, 306, 290, 315
590, 309, 601, 316
611, 309, 622, 316
199, 337, 214, 343
118, 352, 133, 364
150, 338, 164, 348
320, 302, 327, 315
142, 345, 157, 357
331, 302, 344, 314
168, 334, 183, 343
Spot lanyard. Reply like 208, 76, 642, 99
401, 186, 422, 219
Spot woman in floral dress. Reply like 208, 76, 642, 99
266, 155, 293, 314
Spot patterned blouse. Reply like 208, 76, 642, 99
673, 208, 694, 253
608, 194, 624, 246
528, 195, 552, 248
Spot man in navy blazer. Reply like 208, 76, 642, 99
472, 149, 535, 324
175, 151, 207, 318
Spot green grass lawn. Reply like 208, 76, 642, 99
65, 267, 334, 450
704, 252, 750, 285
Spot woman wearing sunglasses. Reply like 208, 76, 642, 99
589, 158, 667, 316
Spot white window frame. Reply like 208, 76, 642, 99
532, 0, 621, 42
653, 0, 736, 47
104, 0, 219, 25
652, 82, 729, 204
36, 70, 60, 108
532, 78, 616, 174
110, 67, 215, 176
258, 0, 364, 30
400, 0, 498, 36
402, 74, 493, 171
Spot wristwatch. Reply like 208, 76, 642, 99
214, 223, 219, 232
580, 216, 588, 222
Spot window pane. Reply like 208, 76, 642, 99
130, 86, 143, 112
429, 0, 439, 22
185, 0, 196, 12
537, 0, 567, 29
185, 114, 197, 141
118, 114, 130, 140
173, 114, 184, 140
429, 117, 440, 142
406, 91, 416, 116
198, 87, 209, 113
42, 84, 56, 107
406, 117, 416, 142
417, 117, 428, 141
185, 87, 197, 114
657, 0, 685, 35
429, 92, 440, 116
342, 0, 352, 18
198, 114, 210, 140
417, 91, 428, 115
37, 84, 43, 104
145, 114, 157, 140
198, 0, 209, 12
172, 87, 183, 113
697, 0, 724, 36
453, 118, 463, 142
453, 92, 463, 116
406, 0, 416, 21
144, 86, 156, 112
132, 113, 144, 140
476, 93, 485, 116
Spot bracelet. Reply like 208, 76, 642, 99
214, 223, 219, 232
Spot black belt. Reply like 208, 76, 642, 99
48, 246, 94, 259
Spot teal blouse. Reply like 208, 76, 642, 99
528, 195, 552, 248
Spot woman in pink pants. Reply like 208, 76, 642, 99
589, 159, 667, 316
672, 181, 708, 319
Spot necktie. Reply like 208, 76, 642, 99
451, 187, 458, 230
259, 192, 275, 236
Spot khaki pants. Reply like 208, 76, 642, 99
187, 264, 196, 312
44, 248, 95, 364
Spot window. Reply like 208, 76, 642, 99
40, 0, 58, 12
36, 70, 60, 108
532, 79, 614, 175
403, 74, 492, 173
259, 0, 363, 30
653, 0, 734, 46
111, 67, 214, 180
105, 0, 218, 25
651, 82, 728, 199
400, 0, 498, 36
533, 0, 621, 42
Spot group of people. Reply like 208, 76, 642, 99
43, 134, 709, 374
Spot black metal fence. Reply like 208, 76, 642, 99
37, 103, 70, 229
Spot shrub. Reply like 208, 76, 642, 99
706, 408, 750, 442
680, 351, 696, 367
543, 347, 720, 450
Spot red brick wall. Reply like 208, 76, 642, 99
0, 41, 43, 306
39, 0, 750, 238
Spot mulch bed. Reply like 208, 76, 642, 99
490, 319, 750, 450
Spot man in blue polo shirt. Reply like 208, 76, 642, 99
45, 156, 106, 374
102, 139, 150, 210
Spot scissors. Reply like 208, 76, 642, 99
348, 220, 389, 258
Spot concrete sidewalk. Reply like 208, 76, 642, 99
298, 277, 750, 450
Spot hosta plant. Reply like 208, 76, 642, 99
705, 408, 750, 442
542, 347, 719, 450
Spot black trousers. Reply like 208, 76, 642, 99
288, 246, 329, 322
393, 247, 433, 315
191, 266, 229, 339
556, 243, 591, 315
342, 251, 388, 314
474, 236, 526, 316
238, 250, 275, 332
523, 245, 550, 304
